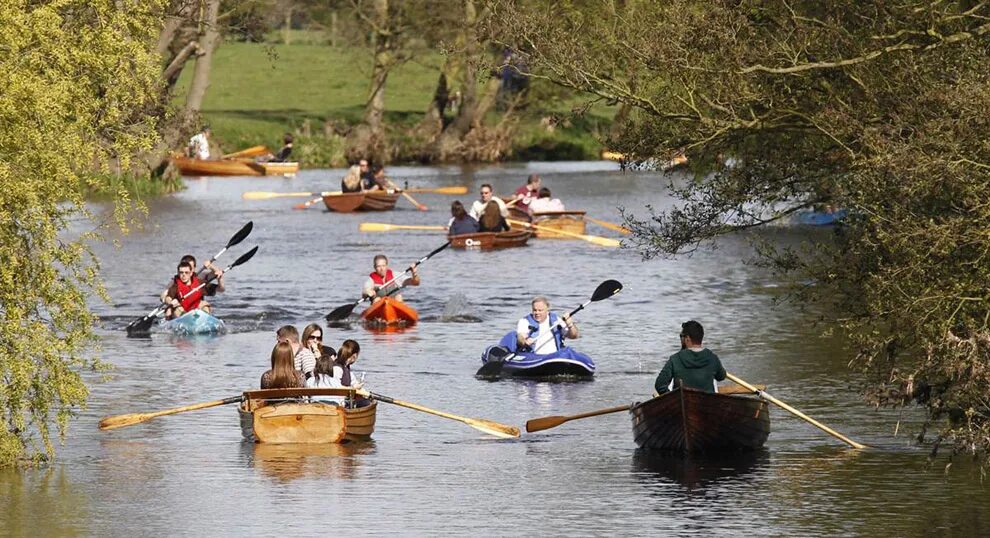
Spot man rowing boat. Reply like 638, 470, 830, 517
654, 320, 726, 394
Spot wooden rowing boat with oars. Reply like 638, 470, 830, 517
508, 208, 587, 238
173, 156, 299, 177
239, 387, 377, 443
630, 386, 770, 452
322, 191, 401, 212
449, 229, 531, 249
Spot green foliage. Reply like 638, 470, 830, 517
0, 0, 164, 467
491, 0, 990, 460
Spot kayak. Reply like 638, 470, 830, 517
160, 308, 225, 335
477, 331, 596, 379
360, 297, 418, 327
794, 208, 847, 226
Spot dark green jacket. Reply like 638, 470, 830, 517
654, 348, 726, 394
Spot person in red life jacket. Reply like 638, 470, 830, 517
512, 174, 541, 212
161, 261, 210, 319
160, 255, 225, 319
362, 254, 420, 303
516, 295, 578, 354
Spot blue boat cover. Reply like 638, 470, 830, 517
481, 331, 595, 377
160, 308, 225, 335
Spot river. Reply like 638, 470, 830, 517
1, 162, 986, 535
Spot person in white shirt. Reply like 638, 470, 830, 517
528, 187, 565, 213
187, 126, 211, 160
516, 296, 578, 355
469, 183, 510, 221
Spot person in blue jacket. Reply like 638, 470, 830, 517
655, 320, 726, 393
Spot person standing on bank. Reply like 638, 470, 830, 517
187, 126, 211, 160
654, 320, 726, 394
516, 296, 578, 354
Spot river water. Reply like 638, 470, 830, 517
1, 162, 986, 536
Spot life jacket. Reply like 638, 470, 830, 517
174, 274, 203, 312
369, 269, 398, 296
524, 312, 565, 352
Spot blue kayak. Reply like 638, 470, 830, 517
477, 331, 596, 379
794, 208, 847, 226
160, 308, 225, 335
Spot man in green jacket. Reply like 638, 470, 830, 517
655, 320, 726, 394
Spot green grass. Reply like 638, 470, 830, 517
174, 42, 615, 164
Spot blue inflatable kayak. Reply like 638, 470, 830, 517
794, 208, 847, 226
160, 308, 225, 335
477, 331, 595, 379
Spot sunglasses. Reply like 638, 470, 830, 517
178, 270, 192, 275
309, 335, 323, 341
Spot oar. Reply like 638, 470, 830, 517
243, 191, 316, 200
725, 372, 868, 449
506, 218, 621, 247
356, 390, 519, 438
585, 216, 631, 235
124, 222, 254, 335
384, 178, 427, 211
293, 196, 324, 210
359, 223, 446, 232
325, 241, 451, 321
526, 404, 632, 433
99, 395, 243, 430
476, 279, 623, 378
222, 145, 269, 159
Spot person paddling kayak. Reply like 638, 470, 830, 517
362, 254, 420, 303
517, 296, 578, 354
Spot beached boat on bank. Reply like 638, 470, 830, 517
239, 387, 377, 443
477, 331, 595, 379
630, 386, 770, 453
449, 229, 531, 250
159, 308, 225, 335
360, 296, 418, 327
173, 156, 299, 177
322, 192, 401, 212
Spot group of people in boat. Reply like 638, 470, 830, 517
185, 126, 293, 163
446, 174, 567, 236
341, 159, 392, 193
160, 255, 226, 320
262, 324, 369, 405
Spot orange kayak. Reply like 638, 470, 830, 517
360, 297, 418, 326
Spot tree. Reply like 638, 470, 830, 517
0, 0, 164, 466
489, 1, 990, 460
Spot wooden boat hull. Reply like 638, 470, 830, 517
239, 388, 376, 444
322, 192, 400, 212
160, 308, 224, 335
173, 156, 298, 177
449, 230, 531, 250
360, 296, 418, 327
509, 209, 587, 238
630, 387, 770, 453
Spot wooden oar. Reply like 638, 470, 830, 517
506, 218, 621, 247
325, 241, 451, 321
585, 216, 631, 235
357, 390, 519, 438
99, 395, 243, 430
725, 372, 868, 449
293, 196, 324, 210
359, 222, 446, 232
246, 186, 468, 202
526, 404, 632, 433
242, 191, 316, 200
222, 145, 269, 159
476, 279, 623, 378
384, 178, 428, 211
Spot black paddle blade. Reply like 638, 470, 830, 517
325, 301, 360, 322
125, 309, 161, 337
230, 246, 258, 268
475, 361, 505, 379
227, 221, 253, 248
591, 279, 623, 302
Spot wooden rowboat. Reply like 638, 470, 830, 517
173, 156, 299, 177
239, 387, 376, 444
360, 296, 418, 327
449, 229, 531, 249
509, 208, 587, 238
630, 386, 770, 453
322, 191, 400, 212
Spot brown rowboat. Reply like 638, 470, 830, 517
509, 208, 587, 238
449, 229, 531, 249
173, 156, 299, 177
322, 191, 400, 212
239, 388, 377, 444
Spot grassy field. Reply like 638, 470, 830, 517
174, 41, 615, 165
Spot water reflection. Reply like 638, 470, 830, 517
632, 449, 769, 491
241, 441, 376, 483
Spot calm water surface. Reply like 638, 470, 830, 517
2, 162, 986, 536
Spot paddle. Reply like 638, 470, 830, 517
99, 395, 243, 430
506, 218, 621, 247
526, 404, 632, 433
125, 246, 259, 336
325, 241, 451, 322
476, 279, 624, 378
222, 145, 269, 159
294, 196, 324, 210
359, 223, 446, 232
124, 222, 254, 335
725, 372, 867, 449
356, 390, 519, 438
383, 177, 428, 211
585, 216, 631, 235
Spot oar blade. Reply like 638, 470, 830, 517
99, 413, 149, 430
359, 222, 393, 232
325, 301, 359, 322
428, 186, 469, 195
467, 419, 521, 439
226, 221, 253, 248
591, 279, 623, 302
586, 235, 621, 247
525, 415, 569, 433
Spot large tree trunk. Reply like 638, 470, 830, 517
433, 0, 480, 159
184, 0, 220, 117
346, 0, 391, 162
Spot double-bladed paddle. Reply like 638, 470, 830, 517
475, 279, 623, 378
325, 241, 451, 322
125, 245, 259, 336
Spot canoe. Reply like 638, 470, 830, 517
173, 156, 299, 177
477, 330, 595, 379
322, 192, 400, 212
449, 229, 531, 250
630, 387, 770, 453
159, 308, 225, 335
795, 208, 848, 226
239, 387, 377, 444
509, 208, 587, 238
360, 296, 418, 327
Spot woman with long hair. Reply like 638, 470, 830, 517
306, 350, 345, 404
333, 339, 362, 388
261, 341, 305, 389
448, 200, 480, 236
478, 201, 509, 232
341, 164, 363, 193
296, 323, 324, 378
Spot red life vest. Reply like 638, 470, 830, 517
175, 274, 203, 311
369, 269, 395, 286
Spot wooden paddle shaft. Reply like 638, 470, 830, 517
567, 404, 632, 421
506, 218, 620, 247
725, 373, 867, 449
99, 395, 242, 430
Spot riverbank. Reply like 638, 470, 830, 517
173, 42, 615, 167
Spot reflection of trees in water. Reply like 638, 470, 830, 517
242, 441, 376, 483
3, 465, 93, 535
632, 449, 768, 492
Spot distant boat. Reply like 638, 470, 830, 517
449, 230, 531, 249
601, 150, 687, 170
173, 155, 299, 177
322, 191, 400, 212
794, 208, 848, 226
